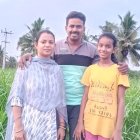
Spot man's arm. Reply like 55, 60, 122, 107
18, 53, 32, 68
118, 63, 128, 74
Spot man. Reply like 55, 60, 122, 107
19, 11, 128, 140
54, 11, 98, 140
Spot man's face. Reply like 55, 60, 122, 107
65, 18, 85, 42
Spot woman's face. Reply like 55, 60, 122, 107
35, 32, 55, 58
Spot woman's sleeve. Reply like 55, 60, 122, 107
7, 68, 26, 105
11, 96, 23, 107
5, 68, 26, 140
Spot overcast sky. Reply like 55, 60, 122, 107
0, 0, 140, 70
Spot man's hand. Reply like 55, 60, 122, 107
118, 62, 128, 75
18, 53, 32, 69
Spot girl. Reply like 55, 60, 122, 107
74, 32, 129, 140
5, 29, 67, 140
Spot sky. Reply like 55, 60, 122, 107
0, 0, 140, 70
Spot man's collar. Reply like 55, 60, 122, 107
64, 37, 85, 46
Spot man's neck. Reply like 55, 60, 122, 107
67, 38, 82, 46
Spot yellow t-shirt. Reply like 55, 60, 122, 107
81, 64, 129, 138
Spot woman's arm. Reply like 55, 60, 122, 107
12, 105, 26, 140
12, 106, 23, 131
57, 115, 66, 140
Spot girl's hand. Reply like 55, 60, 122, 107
14, 129, 26, 140
110, 130, 122, 140
73, 122, 85, 140
57, 127, 65, 140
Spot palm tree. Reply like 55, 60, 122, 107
99, 11, 140, 66
99, 21, 118, 34
18, 18, 48, 55
117, 11, 140, 65
83, 31, 98, 46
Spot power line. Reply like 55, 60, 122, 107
1, 28, 13, 69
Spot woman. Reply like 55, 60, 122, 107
5, 29, 67, 140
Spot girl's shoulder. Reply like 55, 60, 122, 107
87, 63, 99, 69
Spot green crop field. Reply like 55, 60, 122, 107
0, 69, 140, 140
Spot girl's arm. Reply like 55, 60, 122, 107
116, 85, 126, 131
112, 85, 126, 140
73, 86, 89, 140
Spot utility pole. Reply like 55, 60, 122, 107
1, 28, 13, 69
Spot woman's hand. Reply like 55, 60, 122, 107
14, 117, 26, 140
57, 127, 65, 140
14, 129, 26, 140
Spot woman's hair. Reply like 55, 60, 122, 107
98, 32, 118, 63
66, 11, 86, 25
35, 29, 55, 43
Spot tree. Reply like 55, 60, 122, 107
6, 56, 17, 68
83, 31, 98, 46
117, 11, 140, 65
100, 11, 140, 66
99, 21, 118, 34
17, 18, 48, 55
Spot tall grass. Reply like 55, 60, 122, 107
0, 69, 15, 139
0, 69, 140, 140
123, 72, 140, 140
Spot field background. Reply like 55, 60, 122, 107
0, 69, 140, 140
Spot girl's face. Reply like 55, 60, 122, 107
97, 36, 115, 60
35, 33, 55, 58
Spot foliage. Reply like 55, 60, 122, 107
6, 57, 17, 68
0, 69, 15, 139
99, 11, 140, 66
123, 74, 140, 140
17, 18, 48, 55
0, 69, 140, 139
